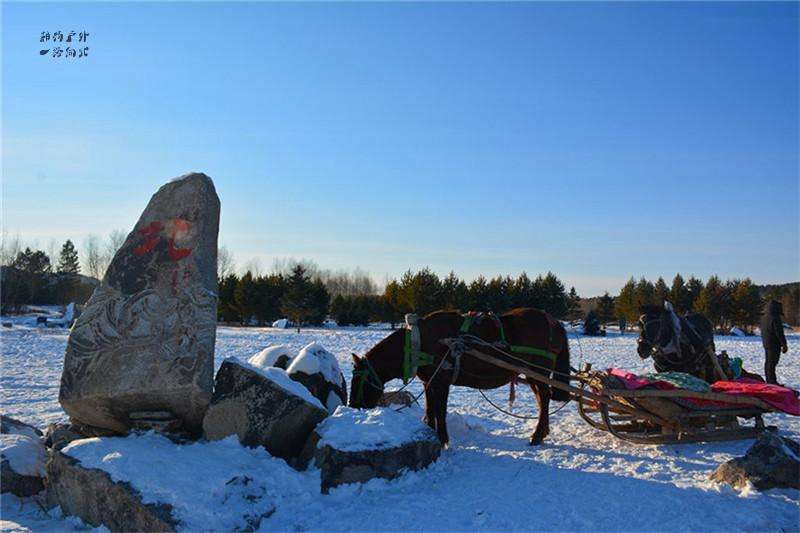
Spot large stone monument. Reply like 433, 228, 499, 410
59, 173, 220, 434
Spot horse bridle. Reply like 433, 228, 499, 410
353, 355, 384, 404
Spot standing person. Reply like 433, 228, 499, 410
618, 316, 627, 335
760, 300, 789, 385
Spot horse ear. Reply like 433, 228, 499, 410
351, 353, 361, 365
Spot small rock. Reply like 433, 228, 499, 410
248, 344, 294, 371
308, 407, 441, 493
710, 432, 800, 490
378, 390, 417, 408
1, 434, 46, 497
60, 172, 220, 435
47, 450, 179, 531
203, 359, 328, 460
1, 414, 43, 439
43, 423, 84, 451
286, 343, 347, 413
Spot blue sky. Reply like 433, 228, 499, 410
2, 2, 798, 295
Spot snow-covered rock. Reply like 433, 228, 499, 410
1, 414, 43, 439
248, 344, 294, 371
305, 407, 441, 493
50, 433, 293, 531
286, 343, 347, 413
202, 358, 327, 460
48, 443, 179, 531
710, 433, 800, 490
271, 318, 289, 329
1, 434, 46, 497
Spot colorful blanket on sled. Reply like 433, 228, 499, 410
606, 369, 800, 415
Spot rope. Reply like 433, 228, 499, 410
476, 388, 570, 420
393, 345, 454, 413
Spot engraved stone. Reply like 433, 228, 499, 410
59, 173, 220, 434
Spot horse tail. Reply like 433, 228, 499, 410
551, 325, 571, 402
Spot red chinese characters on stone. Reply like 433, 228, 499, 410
132, 218, 193, 262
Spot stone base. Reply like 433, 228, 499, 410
47, 451, 179, 532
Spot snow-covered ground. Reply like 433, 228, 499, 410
1, 321, 798, 531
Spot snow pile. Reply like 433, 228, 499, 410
316, 406, 435, 452
223, 357, 324, 410
62, 432, 315, 531
272, 318, 289, 329
248, 344, 294, 370
0, 434, 46, 476
288, 343, 343, 386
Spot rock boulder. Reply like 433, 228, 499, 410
710, 432, 800, 490
1, 433, 46, 497
47, 450, 178, 531
202, 359, 328, 460
59, 173, 220, 435
248, 344, 294, 371
306, 407, 441, 493
286, 343, 347, 413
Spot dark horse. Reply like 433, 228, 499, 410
349, 308, 571, 446
637, 305, 717, 380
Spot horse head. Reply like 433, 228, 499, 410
349, 353, 385, 408
636, 305, 672, 359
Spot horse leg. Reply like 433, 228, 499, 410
430, 381, 451, 447
529, 381, 551, 445
423, 381, 437, 431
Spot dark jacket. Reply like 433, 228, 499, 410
761, 300, 788, 352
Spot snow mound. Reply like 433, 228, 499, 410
248, 345, 294, 370
272, 318, 289, 329
0, 434, 46, 477
63, 432, 312, 531
287, 343, 344, 387
316, 406, 436, 452
223, 357, 323, 410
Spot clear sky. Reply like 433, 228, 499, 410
2, 2, 798, 295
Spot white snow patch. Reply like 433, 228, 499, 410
271, 318, 289, 329
326, 390, 343, 413
0, 434, 46, 477
287, 342, 344, 388
224, 357, 323, 410
247, 344, 294, 370
316, 406, 436, 452
62, 432, 314, 532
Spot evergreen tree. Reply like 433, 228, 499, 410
398, 268, 443, 315
57, 240, 80, 275
615, 277, 637, 322
670, 274, 690, 313
654, 277, 669, 305
694, 275, 726, 329
596, 292, 615, 323
56, 240, 81, 304
686, 276, 704, 312
217, 273, 241, 322
468, 275, 490, 311
730, 278, 761, 332
280, 265, 317, 330
441, 271, 469, 311
634, 277, 656, 310
383, 279, 405, 328
235, 272, 259, 324
538, 272, 568, 319
566, 287, 582, 321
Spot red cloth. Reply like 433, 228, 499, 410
711, 381, 800, 416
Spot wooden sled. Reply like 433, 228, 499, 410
441, 338, 777, 445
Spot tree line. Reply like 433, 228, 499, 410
217, 266, 581, 327
1, 234, 796, 331
597, 274, 799, 331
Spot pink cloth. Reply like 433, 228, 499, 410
711, 381, 800, 416
606, 368, 800, 416
607, 368, 673, 390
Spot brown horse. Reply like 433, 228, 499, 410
349, 308, 571, 446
